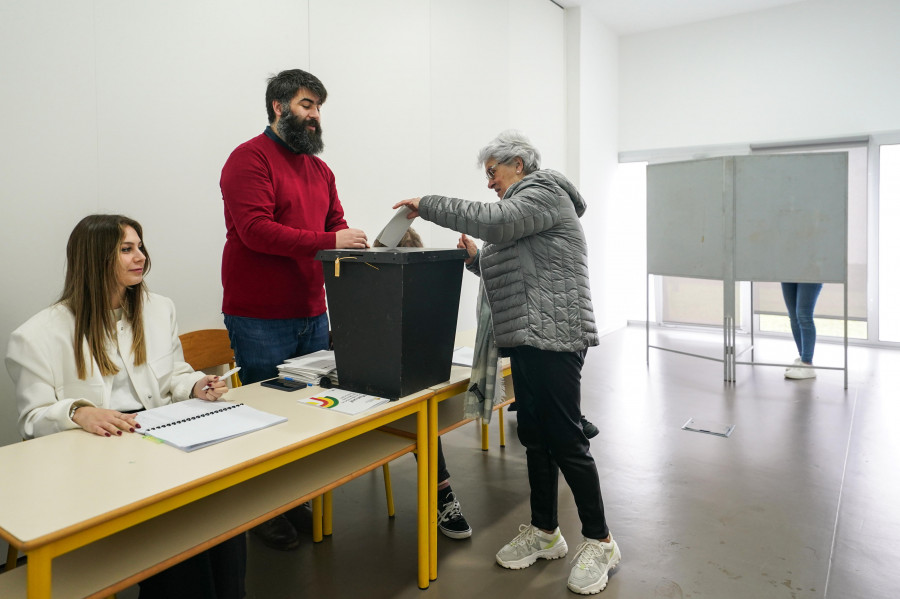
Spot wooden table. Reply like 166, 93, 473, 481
0, 382, 433, 598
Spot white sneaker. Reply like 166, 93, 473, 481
496, 524, 568, 569
785, 357, 803, 374
785, 362, 816, 379
567, 536, 622, 594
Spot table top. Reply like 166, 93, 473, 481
0, 382, 433, 549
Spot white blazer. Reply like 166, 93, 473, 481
6, 293, 205, 439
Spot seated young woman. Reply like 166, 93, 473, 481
6, 214, 244, 599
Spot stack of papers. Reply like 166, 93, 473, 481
451, 346, 474, 367
277, 350, 340, 386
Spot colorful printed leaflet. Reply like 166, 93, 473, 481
299, 388, 389, 415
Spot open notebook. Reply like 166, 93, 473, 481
135, 399, 287, 452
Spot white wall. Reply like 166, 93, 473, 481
0, 0, 568, 448
619, 0, 900, 152
566, 8, 623, 335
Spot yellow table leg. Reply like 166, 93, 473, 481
26, 546, 52, 599
428, 396, 438, 581
323, 490, 333, 536
382, 464, 395, 518
481, 421, 489, 451
417, 403, 430, 589
311, 495, 324, 542
499, 405, 507, 447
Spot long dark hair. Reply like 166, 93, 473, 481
59, 214, 152, 379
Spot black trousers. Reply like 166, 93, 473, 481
507, 345, 609, 540
138, 534, 246, 599
414, 436, 451, 485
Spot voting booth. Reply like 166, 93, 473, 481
316, 247, 467, 399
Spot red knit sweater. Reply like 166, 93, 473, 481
220, 131, 349, 318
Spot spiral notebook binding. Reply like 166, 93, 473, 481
144, 403, 245, 432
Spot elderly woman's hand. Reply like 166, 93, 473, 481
72, 406, 140, 437
457, 234, 478, 265
392, 198, 421, 218
193, 375, 228, 402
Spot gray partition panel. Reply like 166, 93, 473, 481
734, 153, 848, 283
647, 158, 726, 278
647, 153, 848, 284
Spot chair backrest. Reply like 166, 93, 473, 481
179, 329, 241, 387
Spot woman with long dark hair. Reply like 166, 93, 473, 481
6, 214, 244, 598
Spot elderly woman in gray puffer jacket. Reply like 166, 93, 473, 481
393, 130, 621, 595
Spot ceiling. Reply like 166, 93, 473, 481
553, 0, 812, 34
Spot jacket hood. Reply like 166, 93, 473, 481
507, 169, 587, 217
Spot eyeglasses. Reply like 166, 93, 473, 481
485, 164, 498, 180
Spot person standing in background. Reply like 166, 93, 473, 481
781, 282, 823, 379
220, 68, 368, 551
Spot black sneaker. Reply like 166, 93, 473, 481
251, 514, 300, 551
438, 492, 472, 539
581, 415, 599, 439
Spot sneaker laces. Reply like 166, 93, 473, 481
571, 540, 608, 569
508, 523, 538, 547
438, 494, 463, 523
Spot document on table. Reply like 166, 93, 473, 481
451, 346, 474, 367
299, 388, 390, 415
374, 206, 414, 248
135, 399, 287, 452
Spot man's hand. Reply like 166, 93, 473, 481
335, 228, 368, 249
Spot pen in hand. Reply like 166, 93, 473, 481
203, 366, 241, 390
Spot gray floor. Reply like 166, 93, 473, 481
131, 325, 899, 598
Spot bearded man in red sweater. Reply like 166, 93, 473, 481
220, 68, 368, 551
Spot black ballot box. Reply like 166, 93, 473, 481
315, 247, 467, 400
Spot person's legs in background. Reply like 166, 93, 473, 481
795, 283, 823, 363
781, 283, 823, 379
781, 283, 803, 360
434, 437, 472, 539
224, 312, 330, 550
138, 533, 246, 599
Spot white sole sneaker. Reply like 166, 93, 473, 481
496, 538, 568, 569
785, 365, 816, 379
567, 538, 622, 595
496, 524, 570, 569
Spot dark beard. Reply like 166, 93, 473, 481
276, 111, 325, 155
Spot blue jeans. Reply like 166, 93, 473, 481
223, 312, 330, 385
781, 283, 823, 363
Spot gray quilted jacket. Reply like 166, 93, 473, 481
419, 169, 599, 352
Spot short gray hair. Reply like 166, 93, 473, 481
476, 130, 541, 174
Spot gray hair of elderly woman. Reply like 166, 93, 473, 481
476, 129, 542, 175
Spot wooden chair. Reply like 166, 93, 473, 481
178, 329, 241, 388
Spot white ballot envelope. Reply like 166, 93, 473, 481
375, 206, 415, 248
